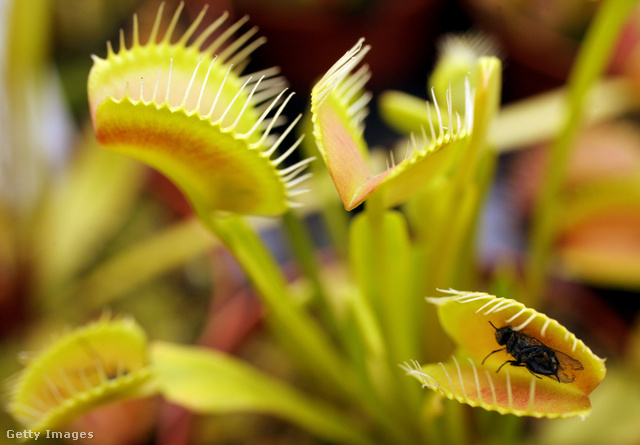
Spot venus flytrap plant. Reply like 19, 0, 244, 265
309, 37, 482, 329
310, 38, 472, 368
307, 39, 503, 442
87, 1, 364, 414
377, 0, 639, 297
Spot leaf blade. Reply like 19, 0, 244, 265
151, 342, 372, 445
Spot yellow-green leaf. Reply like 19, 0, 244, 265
151, 342, 371, 445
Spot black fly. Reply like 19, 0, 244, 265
481, 322, 584, 383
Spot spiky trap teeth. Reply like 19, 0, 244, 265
6, 316, 155, 432
403, 290, 607, 419
310, 38, 473, 211
88, 2, 312, 216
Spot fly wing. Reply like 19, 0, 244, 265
519, 332, 545, 347
553, 349, 584, 383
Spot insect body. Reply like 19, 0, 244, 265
482, 322, 584, 383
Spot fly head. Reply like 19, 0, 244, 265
489, 321, 514, 346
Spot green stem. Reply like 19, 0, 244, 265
200, 214, 343, 383
281, 211, 324, 294
200, 213, 408, 443
525, 0, 638, 306
281, 210, 338, 334
354, 199, 424, 441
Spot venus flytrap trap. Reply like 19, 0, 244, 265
6, 316, 155, 433
429, 33, 499, 117
311, 39, 473, 212
403, 290, 606, 418
378, 32, 497, 152
88, 2, 310, 217
309, 38, 497, 323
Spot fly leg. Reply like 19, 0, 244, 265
495, 360, 542, 379
495, 360, 518, 373
482, 348, 506, 365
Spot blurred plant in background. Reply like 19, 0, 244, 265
1, 0, 640, 444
